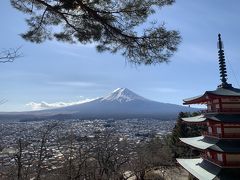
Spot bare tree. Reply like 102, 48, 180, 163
0, 47, 22, 105
56, 130, 132, 180
0, 47, 21, 63
129, 138, 173, 180
55, 130, 78, 180
91, 131, 131, 180
0, 99, 8, 105
55, 131, 95, 180
1, 122, 60, 180
14, 139, 24, 180
3, 137, 32, 180
34, 122, 60, 180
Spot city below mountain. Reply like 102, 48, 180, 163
0, 88, 199, 121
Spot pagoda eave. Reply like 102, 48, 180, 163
179, 136, 218, 150
181, 114, 240, 123
177, 158, 240, 180
177, 158, 220, 180
181, 115, 206, 123
183, 98, 207, 105
183, 88, 240, 105
180, 136, 240, 153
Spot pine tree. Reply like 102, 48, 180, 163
10, 0, 181, 64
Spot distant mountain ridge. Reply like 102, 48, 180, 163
0, 88, 200, 121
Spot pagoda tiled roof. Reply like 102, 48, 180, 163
180, 136, 218, 150
211, 140, 240, 153
181, 114, 240, 123
177, 158, 220, 180
177, 158, 240, 180
180, 136, 240, 153
183, 87, 240, 104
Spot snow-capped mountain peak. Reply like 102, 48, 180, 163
100, 88, 147, 102
1, 87, 199, 120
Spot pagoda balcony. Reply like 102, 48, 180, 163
202, 153, 224, 166
202, 154, 240, 167
202, 131, 240, 139
202, 108, 240, 114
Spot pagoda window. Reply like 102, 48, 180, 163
207, 104, 211, 111
213, 99, 219, 103
207, 151, 211, 158
217, 153, 223, 162
211, 104, 216, 111
208, 127, 212, 133
216, 127, 222, 134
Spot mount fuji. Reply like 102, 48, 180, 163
0, 88, 199, 121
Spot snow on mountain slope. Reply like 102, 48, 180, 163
100, 88, 147, 102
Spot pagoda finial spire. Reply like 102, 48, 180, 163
217, 34, 232, 88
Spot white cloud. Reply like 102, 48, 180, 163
26, 98, 96, 110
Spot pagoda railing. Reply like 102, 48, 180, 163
202, 154, 240, 167
222, 108, 240, 112
202, 108, 240, 113
223, 133, 240, 138
202, 131, 222, 138
202, 131, 240, 139
202, 154, 224, 166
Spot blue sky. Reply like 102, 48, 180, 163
1, 0, 240, 111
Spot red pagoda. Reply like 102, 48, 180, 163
177, 34, 240, 180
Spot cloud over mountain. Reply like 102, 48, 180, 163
26, 98, 95, 110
